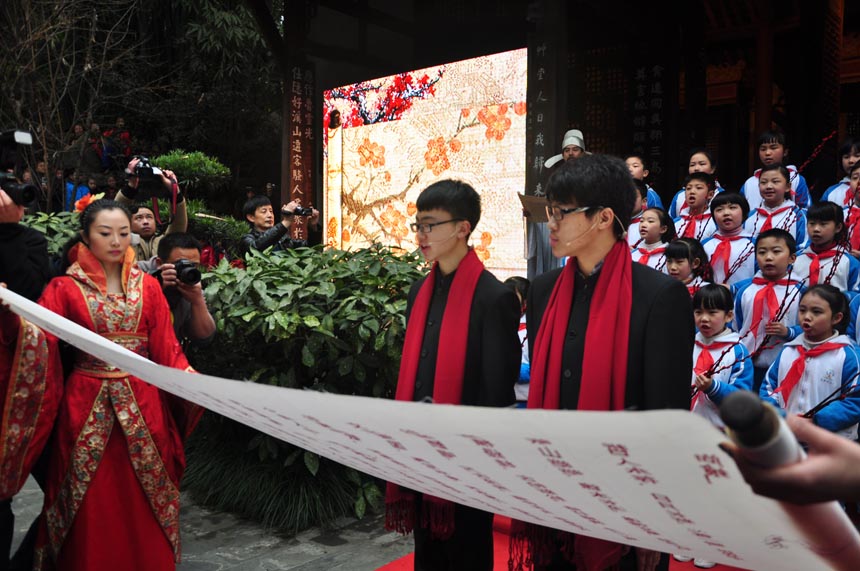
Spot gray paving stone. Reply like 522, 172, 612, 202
10, 478, 413, 570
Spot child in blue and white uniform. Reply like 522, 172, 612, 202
792, 201, 860, 293
626, 179, 649, 248
732, 229, 805, 392
668, 148, 725, 219
740, 130, 810, 211
760, 285, 860, 441
702, 193, 755, 286
666, 238, 712, 297
504, 277, 531, 408
674, 172, 717, 242
743, 164, 808, 250
633, 207, 674, 272
625, 154, 663, 209
823, 136, 860, 207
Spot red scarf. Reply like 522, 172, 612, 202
681, 213, 710, 238
693, 339, 736, 408
749, 276, 797, 338
384, 249, 484, 540
756, 205, 792, 232
842, 185, 856, 207
846, 206, 860, 251
710, 234, 742, 280
805, 248, 838, 285
511, 241, 632, 571
773, 342, 845, 402
636, 245, 665, 266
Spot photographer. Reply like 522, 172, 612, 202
139, 232, 215, 346
116, 156, 188, 261
239, 195, 320, 256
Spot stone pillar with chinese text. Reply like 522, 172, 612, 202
287, 60, 316, 241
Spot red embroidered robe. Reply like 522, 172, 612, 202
32, 244, 202, 571
0, 313, 62, 500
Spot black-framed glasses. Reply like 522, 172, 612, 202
545, 204, 600, 222
409, 218, 465, 234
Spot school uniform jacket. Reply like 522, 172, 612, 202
691, 330, 753, 428
732, 273, 804, 369
645, 186, 663, 210
632, 241, 668, 273
526, 260, 694, 412
760, 335, 860, 440
685, 276, 710, 297
626, 212, 644, 248
823, 178, 852, 207
673, 212, 717, 242
742, 199, 808, 250
406, 269, 520, 407
702, 232, 755, 285
740, 165, 811, 211
667, 184, 726, 219
792, 245, 860, 292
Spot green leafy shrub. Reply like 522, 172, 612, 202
20, 211, 79, 256
184, 244, 424, 531
152, 149, 234, 212
159, 198, 248, 259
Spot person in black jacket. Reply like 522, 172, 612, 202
385, 180, 520, 571
0, 189, 52, 302
517, 155, 694, 571
239, 195, 320, 255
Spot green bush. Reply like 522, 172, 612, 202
20, 211, 79, 256
184, 244, 424, 531
152, 149, 233, 212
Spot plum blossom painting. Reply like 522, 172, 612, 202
323, 48, 527, 280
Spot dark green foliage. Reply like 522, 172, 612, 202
19, 211, 79, 256
183, 244, 424, 531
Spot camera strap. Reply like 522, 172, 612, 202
151, 181, 180, 226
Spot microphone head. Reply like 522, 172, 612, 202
720, 390, 775, 447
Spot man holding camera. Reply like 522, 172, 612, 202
239, 195, 320, 255
116, 156, 188, 261
138, 232, 216, 346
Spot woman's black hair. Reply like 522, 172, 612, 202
503, 276, 530, 306
802, 284, 850, 335
692, 283, 734, 312
665, 238, 712, 281
60, 199, 132, 272
806, 201, 847, 246
642, 207, 676, 243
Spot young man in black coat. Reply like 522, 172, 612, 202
387, 179, 520, 571
522, 155, 694, 571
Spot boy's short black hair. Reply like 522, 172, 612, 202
756, 228, 796, 252
546, 154, 635, 239
757, 130, 787, 148
838, 136, 860, 160
633, 178, 648, 200
243, 195, 272, 219
130, 204, 154, 216
683, 171, 716, 191
416, 179, 481, 236
709, 192, 750, 220
850, 162, 860, 177
625, 153, 649, 169
157, 232, 202, 260
692, 283, 734, 312
803, 284, 850, 334
503, 276, 530, 302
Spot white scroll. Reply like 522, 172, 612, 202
0, 287, 847, 570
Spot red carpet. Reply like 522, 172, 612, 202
376, 516, 749, 571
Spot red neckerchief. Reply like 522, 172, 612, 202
693, 339, 736, 408
847, 205, 860, 251
749, 276, 797, 337
710, 234, 743, 280
773, 342, 846, 402
842, 185, 856, 207
756, 205, 793, 232
636, 244, 665, 266
385, 249, 484, 540
805, 247, 838, 285
511, 241, 632, 571
681, 212, 710, 238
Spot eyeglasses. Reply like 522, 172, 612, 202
409, 218, 465, 234
545, 204, 600, 222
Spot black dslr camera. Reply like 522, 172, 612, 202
173, 259, 202, 285
0, 130, 38, 206
130, 156, 169, 199
282, 205, 314, 217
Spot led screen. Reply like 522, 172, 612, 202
323, 48, 527, 280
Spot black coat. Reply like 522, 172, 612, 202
526, 261, 694, 412
0, 224, 53, 301
406, 269, 521, 408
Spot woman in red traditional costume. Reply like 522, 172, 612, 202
15, 199, 201, 571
